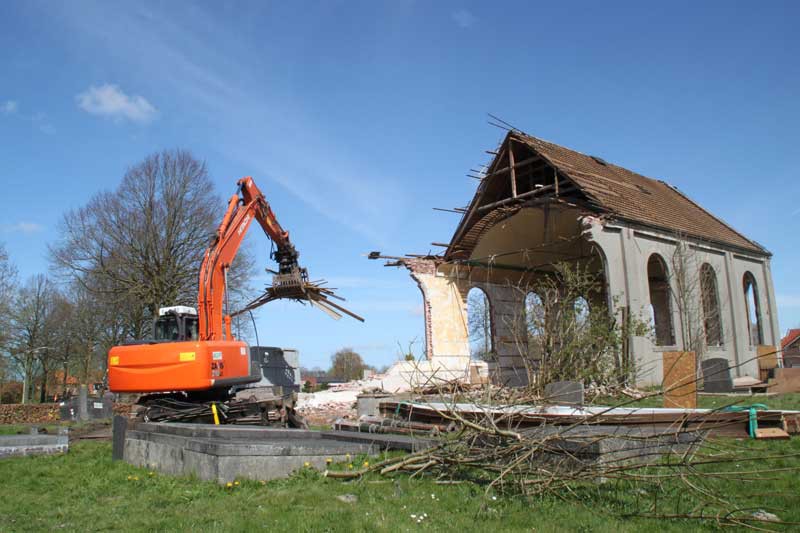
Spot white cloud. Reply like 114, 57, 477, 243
1, 222, 44, 234
51, 4, 408, 245
1, 100, 18, 114
452, 9, 476, 28
76, 84, 157, 123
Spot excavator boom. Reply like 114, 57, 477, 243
198, 176, 304, 341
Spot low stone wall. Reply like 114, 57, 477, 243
122, 422, 432, 483
0, 433, 69, 458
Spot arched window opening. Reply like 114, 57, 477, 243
524, 291, 545, 364
647, 254, 675, 346
743, 272, 763, 346
574, 296, 590, 328
467, 287, 493, 360
700, 264, 723, 347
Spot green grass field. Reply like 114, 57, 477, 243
590, 392, 800, 411
1, 395, 799, 532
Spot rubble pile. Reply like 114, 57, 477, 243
297, 388, 360, 426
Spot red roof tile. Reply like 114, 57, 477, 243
513, 133, 767, 255
782, 329, 800, 350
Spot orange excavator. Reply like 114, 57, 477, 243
108, 176, 361, 424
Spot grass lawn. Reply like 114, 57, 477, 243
0, 424, 64, 436
591, 392, 800, 411
1, 395, 799, 532
0, 420, 108, 436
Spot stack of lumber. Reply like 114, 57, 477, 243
378, 401, 800, 439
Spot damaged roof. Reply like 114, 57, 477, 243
448, 131, 768, 257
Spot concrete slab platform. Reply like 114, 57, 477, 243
123, 422, 433, 483
519, 425, 703, 469
0, 433, 69, 458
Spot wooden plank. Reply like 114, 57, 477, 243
509, 142, 517, 198
481, 154, 543, 180
662, 351, 697, 409
476, 180, 570, 213
755, 427, 790, 440
758, 344, 778, 369
554, 167, 559, 196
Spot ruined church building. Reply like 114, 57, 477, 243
401, 131, 778, 386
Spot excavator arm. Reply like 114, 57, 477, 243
197, 176, 305, 341
108, 174, 361, 397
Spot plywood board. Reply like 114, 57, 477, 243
757, 344, 778, 370
662, 351, 697, 409
755, 427, 790, 440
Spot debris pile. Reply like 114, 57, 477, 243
325, 385, 800, 529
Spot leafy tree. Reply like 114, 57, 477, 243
330, 347, 366, 381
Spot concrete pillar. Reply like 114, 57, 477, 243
486, 283, 528, 387
762, 258, 781, 351
78, 385, 89, 422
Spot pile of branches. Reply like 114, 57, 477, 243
232, 277, 364, 322
326, 374, 800, 529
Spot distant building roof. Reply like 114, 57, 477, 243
782, 329, 800, 350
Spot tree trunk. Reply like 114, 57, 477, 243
39, 369, 48, 403
21, 368, 30, 404
62, 362, 69, 397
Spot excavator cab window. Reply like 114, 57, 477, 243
153, 312, 199, 342
154, 314, 181, 341
185, 316, 199, 341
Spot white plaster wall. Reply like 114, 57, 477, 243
477, 282, 528, 387
585, 219, 778, 385
411, 271, 471, 361
409, 216, 779, 390
729, 252, 780, 373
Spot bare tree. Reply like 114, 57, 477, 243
669, 238, 726, 363
670, 241, 703, 355
50, 149, 255, 341
467, 288, 493, 361
508, 263, 650, 390
0, 244, 17, 402
9, 275, 56, 403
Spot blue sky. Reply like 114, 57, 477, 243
1, 1, 798, 369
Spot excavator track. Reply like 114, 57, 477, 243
135, 393, 308, 428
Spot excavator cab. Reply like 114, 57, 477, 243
154, 306, 199, 342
